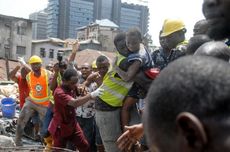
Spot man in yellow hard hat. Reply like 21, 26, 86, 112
160, 19, 188, 52
15, 55, 53, 146
151, 19, 187, 70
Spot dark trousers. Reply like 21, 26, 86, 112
76, 116, 97, 152
53, 122, 90, 152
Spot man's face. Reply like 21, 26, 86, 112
163, 30, 186, 50
31, 63, 42, 73
96, 61, 109, 77
80, 63, 92, 79
203, 0, 230, 40
116, 40, 130, 57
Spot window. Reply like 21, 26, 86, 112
16, 46, 26, 55
17, 26, 26, 35
49, 49, 54, 58
40, 48, 46, 57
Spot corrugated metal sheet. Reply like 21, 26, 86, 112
75, 49, 116, 66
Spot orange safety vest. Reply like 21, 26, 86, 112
26, 68, 51, 107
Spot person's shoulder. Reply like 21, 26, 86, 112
54, 86, 63, 93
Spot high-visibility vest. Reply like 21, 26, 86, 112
26, 68, 51, 107
99, 52, 133, 107
49, 72, 62, 104
176, 40, 188, 52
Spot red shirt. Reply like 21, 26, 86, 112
49, 86, 77, 135
17, 75, 29, 109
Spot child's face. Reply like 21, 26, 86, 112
126, 36, 141, 53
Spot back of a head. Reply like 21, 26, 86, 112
144, 56, 230, 151
96, 55, 109, 64
193, 19, 209, 36
194, 41, 230, 61
186, 34, 211, 55
62, 68, 78, 81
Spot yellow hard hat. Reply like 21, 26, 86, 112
91, 60, 97, 68
160, 19, 185, 37
29, 55, 42, 64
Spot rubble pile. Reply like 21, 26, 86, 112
0, 82, 75, 151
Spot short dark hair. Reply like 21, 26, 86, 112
62, 68, 78, 81
144, 55, 230, 146
194, 41, 230, 61
126, 27, 142, 41
96, 55, 109, 64
186, 35, 211, 55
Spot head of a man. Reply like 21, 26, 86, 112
193, 19, 209, 36
186, 34, 211, 55
114, 32, 130, 57
194, 41, 230, 61
59, 61, 67, 76
96, 55, 110, 78
126, 27, 142, 53
161, 19, 186, 50
144, 55, 230, 152
46, 63, 54, 72
62, 68, 78, 90
80, 63, 92, 80
202, 0, 230, 40
29, 55, 42, 73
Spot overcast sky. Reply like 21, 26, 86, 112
0, 0, 205, 45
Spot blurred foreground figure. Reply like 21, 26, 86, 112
144, 55, 230, 152
203, 0, 230, 40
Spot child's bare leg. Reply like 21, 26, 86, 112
121, 97, 138, 132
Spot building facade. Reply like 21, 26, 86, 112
31, 38, 65, 66
46, 0, 149, 39
0, 14, 33, 61
29, 10, 48, 40
77, 19, 119, 51
120, 2, 149, 34
47, 0, 94, 39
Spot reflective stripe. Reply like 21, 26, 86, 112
57, 72, 62, 86
109, 76, 133, 89
116, 52, 126, 65
101, 85, 125, 101
27, 68, 50, 106
29, 96, 50, 102
99, 51, 131, 107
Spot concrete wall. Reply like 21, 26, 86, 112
0, 15, 32, 61
32, 42, 64, 66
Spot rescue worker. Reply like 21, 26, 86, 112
15, 55, 52, 146
160, 19, 188, 52
152, 19, 187, 70
91, 34, 133, 152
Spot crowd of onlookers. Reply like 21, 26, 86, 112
6, 0, 230, 151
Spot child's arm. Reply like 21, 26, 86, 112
114, 60, 141, 82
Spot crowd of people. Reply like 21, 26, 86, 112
8, 0, 230, 151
